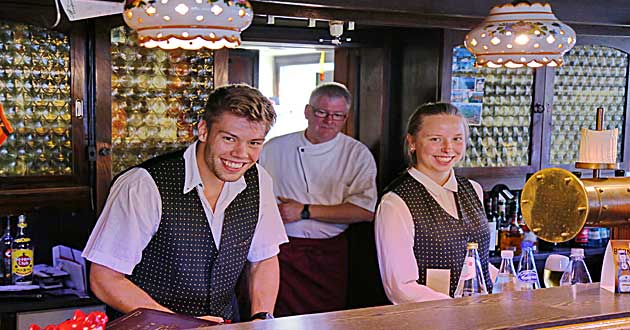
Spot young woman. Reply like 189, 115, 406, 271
375, 102, 492, 304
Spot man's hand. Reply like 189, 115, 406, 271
277, 197, 303, 224
197, 315, 224, 324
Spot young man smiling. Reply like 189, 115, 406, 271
83, 84, 288, 323
259, 82, 377, 316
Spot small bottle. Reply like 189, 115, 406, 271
588, 228, 602, 248
11, 215, 34, 285
560, 248, 592, 286
1, 216, 13, 285
492, 250, 518, 294
574, 227, 589, 247
517, 241, 541, 290
454, 242, 488, 298
486, 201, 498, 256
616, 250, 630, 293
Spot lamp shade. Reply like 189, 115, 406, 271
123, 0, 253, 50
465, 2, 576, 68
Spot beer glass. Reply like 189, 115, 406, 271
544, 254, 570, 288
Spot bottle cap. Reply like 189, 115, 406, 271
501, 250, 514, 258
570, 248, 584, 257
467, 242, 478, 250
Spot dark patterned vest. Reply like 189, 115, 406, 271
123, 150, 260, 319
390, 173, 492, 296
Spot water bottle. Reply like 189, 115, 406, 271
517, 241, 541, 290
560, 248, 592, 286
492, 250, 518, 294
454, 242, 488, 297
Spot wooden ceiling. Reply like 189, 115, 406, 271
1, 0, 630, 35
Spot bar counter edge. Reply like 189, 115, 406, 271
209, 283, 630, 330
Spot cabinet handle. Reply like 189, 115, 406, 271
99, 148, 111, 156
74, 99, 83, 118
533, 103, 545, 113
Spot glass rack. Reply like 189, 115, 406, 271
110, 26, 214, 175
0, 21, 72, 177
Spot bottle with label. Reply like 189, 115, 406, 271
560, 248, 592, 286
492, 250, 518, 294
1, 216, 12, 285
487, 197, 498, 256
516, 240, 540, 290
617, 250, 630, 293
588, 227, 602, 248
11, 215, 34, 285
454, 242, 488, 298
574, 227, 590, 247
500, 202, 523, 254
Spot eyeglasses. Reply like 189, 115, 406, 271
309, 105, 348, 121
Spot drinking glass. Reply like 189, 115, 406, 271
544, 254, 570, 288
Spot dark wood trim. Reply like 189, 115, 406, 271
228, 48, 260, 87
250, 1, 630, 37
534, 66, 553, 170
625, 48, 630, 170
333, 47, 357, 138
72, 24, 89, 187
94, 17, 114, 216
214, 49, 229, 88
0, 186, 90, 214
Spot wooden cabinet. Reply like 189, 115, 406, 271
0, 20, 90, 214
442, 30, 630, 190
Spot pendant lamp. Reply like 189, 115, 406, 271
465, 1, 576, 68
123, 0, 253, 50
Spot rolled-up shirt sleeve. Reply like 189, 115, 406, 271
247, 164, 289, 263
82, 168, 161, 275
375, 192, 451, 304
343, 149, 378, 212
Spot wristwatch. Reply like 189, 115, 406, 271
250, 312, 274, 320
300, 204, 310, 219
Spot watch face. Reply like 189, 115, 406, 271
301, 209, 310, 219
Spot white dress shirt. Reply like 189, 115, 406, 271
375, 167, 485, 304
259, 131, 378, 238
83, 141, 289, 275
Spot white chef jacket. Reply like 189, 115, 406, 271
259, 131, 378, 238
375, 167, 485, 304
82, 141, 289, 275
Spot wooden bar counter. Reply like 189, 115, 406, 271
209, 284, 630, 330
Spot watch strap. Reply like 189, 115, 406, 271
301, 204, 310, 219
250, 312, 274, 320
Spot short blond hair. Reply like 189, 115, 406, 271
202, 84, 276, 132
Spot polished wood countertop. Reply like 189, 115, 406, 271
210, 284, 630, 330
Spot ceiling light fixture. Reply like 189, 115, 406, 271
123, 0, 253, 50
465, 1, 576, 68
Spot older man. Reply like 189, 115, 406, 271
259, 82, 377, 316
83, 84, 288, 323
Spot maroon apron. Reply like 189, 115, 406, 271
274, 232, 348, 317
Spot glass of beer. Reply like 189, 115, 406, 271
544, 254, 570, 288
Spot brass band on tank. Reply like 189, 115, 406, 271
521, 168, 630, 243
